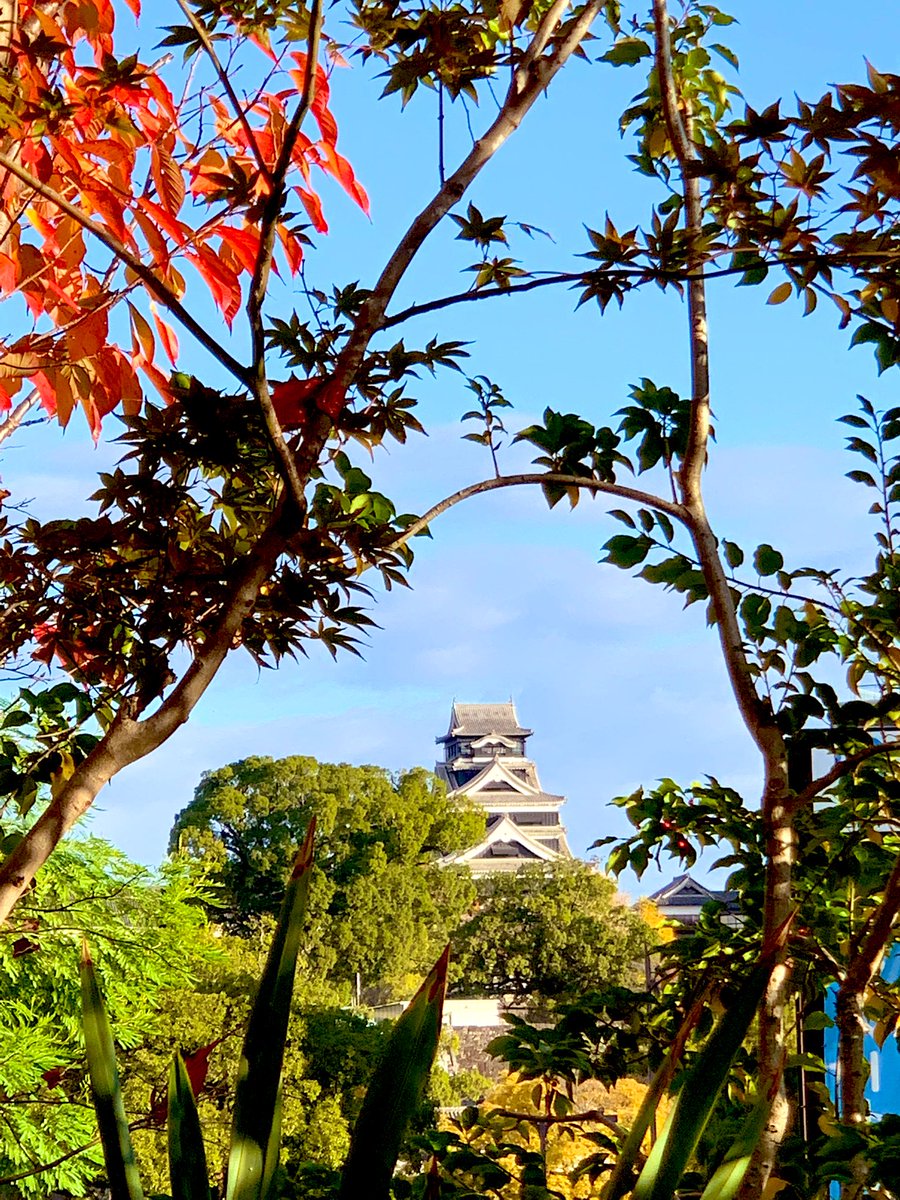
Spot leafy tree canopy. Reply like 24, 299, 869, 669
450, 860, 649, 1003
169, 756, 484, 993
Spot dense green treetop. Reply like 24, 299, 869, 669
169, 756, 484, 993
450, 859, 649, 1003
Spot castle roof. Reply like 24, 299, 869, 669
439, 814, 561, 874
437, 702, 532, 742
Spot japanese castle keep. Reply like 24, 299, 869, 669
436, 702, 572, 873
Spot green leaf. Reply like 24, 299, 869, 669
1, 710, 30, 729
803, 1011, 834, 1031
602, 534, 653, 569
601, 37, 651, 66
608, 509, 636, 528
722, 540, 744, 569
80, 943, 145, 1200
339, 945, 450, 1200
168, 1054, 211, 1200
226, 822, 315, 1200
753, 544, 784, 576
846, 469, 877, 487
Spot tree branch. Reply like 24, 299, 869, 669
0, 518, 287, 924
0, 0, 603, 926
653, 7, 790, 1192
791, 740, 900, 811
245, 0, 324, 517
0, 387, 39, 447
0, 151, 252, 388
387, 472, 684, 550
652, 0, 707, 506
380, 251, 894, 330
492, 1107, 625, 1137
326, 0, 605, 408
652, 1, 766, 751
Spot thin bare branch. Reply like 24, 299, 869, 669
492, 1107, 626, 1137
174, 0, 272, 184
654, 7, 790, 1189
651, 2, 766, 750
514, 0, 569, 82
380, 252, 900, 330
652, 0, 707, 504
0, 151, 252, 388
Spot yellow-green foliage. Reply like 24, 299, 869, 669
449, 1072, 670, 1199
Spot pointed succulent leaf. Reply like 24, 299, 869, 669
80, 942, 145, 1200
226, 821, 315, 1200
339, 945, 450, 1200
168, 1052, 211, 1200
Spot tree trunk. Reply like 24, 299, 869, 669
835, 984, 869, 1200
735, 765, 796, 1200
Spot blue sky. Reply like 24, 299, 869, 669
2, 1, 899, 897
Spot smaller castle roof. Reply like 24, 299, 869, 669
649, 873, 740, 925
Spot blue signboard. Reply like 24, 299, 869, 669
825, 949, 900, 1116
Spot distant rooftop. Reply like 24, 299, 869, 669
438, 702, 532, 741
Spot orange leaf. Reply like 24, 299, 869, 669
218, 224, 262, 276
249, 30, 277, 61
122, 0, 140, 14
31, 370, 57, 417
66, 306, 109, 360
150, 143, 186, 217
137, 356, 174, 405
132, 206, 171, 269
150, 301, 179, 366
185, 248, 242, 326
270, 376, 320, 431
291, 56, 339, 146
0, 253, 17, 294
31, 6, 67, 46
276, 223, 304, 275
137, 196, 189, 247
128, 301, 155, 363
319, 143, 370, 215
0, 378, 17, 413
144, 76, 178, 126
16, 244, 47, 318
295, 185, 328, 234
96, 346, 143, 416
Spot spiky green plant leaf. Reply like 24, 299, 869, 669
168, 1052, 211, 1200
226, 821, 315, 1200
698, 1086, 774, 1200
601, 991, 709, 1200
631, 919, 791, 1200
339, 944, 450, 1200
80, 942, 145, 1200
